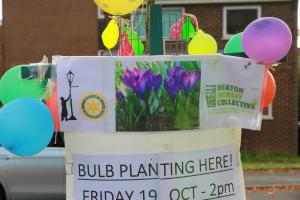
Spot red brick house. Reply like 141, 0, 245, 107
0, 0, 298, 154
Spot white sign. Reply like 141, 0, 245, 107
73, 145, 243, 200
56, 57, 116, 132
200, 56, 264, 130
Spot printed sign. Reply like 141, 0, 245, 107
73, 145, 243, 200
56, 58, 116, 132
55, 55, 264, 132
200, 56, 264, 130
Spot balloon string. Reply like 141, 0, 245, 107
132, 2, 145, 30
54, 132, 58, 144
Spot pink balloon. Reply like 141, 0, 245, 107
118, 33, 135, 56
170, 15, 186, 40
242, 17, 292, 64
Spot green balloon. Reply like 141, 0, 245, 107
224, 32, 244, 54
0, 66, 47, 104
182, 17, 196, 43
127, 30, 144, 56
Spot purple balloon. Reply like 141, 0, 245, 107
242, 17, 292, 64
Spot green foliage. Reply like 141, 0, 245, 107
241, 151, 300, 170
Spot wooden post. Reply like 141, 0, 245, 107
145, 0, 155, 54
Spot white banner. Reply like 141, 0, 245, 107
55, 55, 264, 132
73, 145, 242, 200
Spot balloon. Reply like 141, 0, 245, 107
242, 17, 292, 64
224, 32, 244, 54
93, 0, 143, 16
261, 70, 276, 108
170, 15, 186, 40
182, 17, 196, 42
188, 30, 218, 55
102, 19, 119, 49
127, 30, 144, 56
46, 86, 60, 131
0, 98, 54, 156
0, 66, 46, 105
118, 33, 135, 56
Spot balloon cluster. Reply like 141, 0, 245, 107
0, 66, 55, 156
169, 14, 218, 55
93, 0, 145, 56
101, 18, 145, 56
224, 17, 292, 108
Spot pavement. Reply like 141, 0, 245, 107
244, 169, 300, 200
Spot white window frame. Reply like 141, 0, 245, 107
222, 5, 262, 40
262, 104, 274, 120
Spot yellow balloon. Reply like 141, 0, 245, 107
188, 30, 218, 55
93, 0, 144, 16
102, 19, 119, 49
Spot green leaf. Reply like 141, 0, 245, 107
173, 93, 200, 130
148, 90, 160, 115
151, 62, 159, 73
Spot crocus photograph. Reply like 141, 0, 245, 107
115, 60, 201, 132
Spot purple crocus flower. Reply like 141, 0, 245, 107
121, 68, 163, 99
152, 74, 163, 92
121, 68, 138, 89
164, 66, 185, 97
164, 77, 182, 97
167, 66, 184, 78
180, 71, 201, 96
143, 69, 155, 91
116, 91, 125, 102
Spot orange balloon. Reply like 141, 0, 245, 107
261, 70, 276, 108
46, 86, 60, 131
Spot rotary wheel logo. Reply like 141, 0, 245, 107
80, 94, 107, 120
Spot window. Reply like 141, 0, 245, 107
133, 7, 185, 40
262, 104, 273, 120
223, 6, 261, 39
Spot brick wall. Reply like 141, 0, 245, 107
184, 2, 298, 154
2, 0, 99, 71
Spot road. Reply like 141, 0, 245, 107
244, 169, 300, 200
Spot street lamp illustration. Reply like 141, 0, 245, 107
67, 70, 78, 120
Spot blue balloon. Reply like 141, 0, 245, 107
0, 98, 54, 156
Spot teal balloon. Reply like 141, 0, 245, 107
224, 32, 244, 54
0, 66, 47, 105
0, 98, 54, 156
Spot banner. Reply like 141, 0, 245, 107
73, 145, 242, 200
55, 55, 264, 132
64, 128, 246, 200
